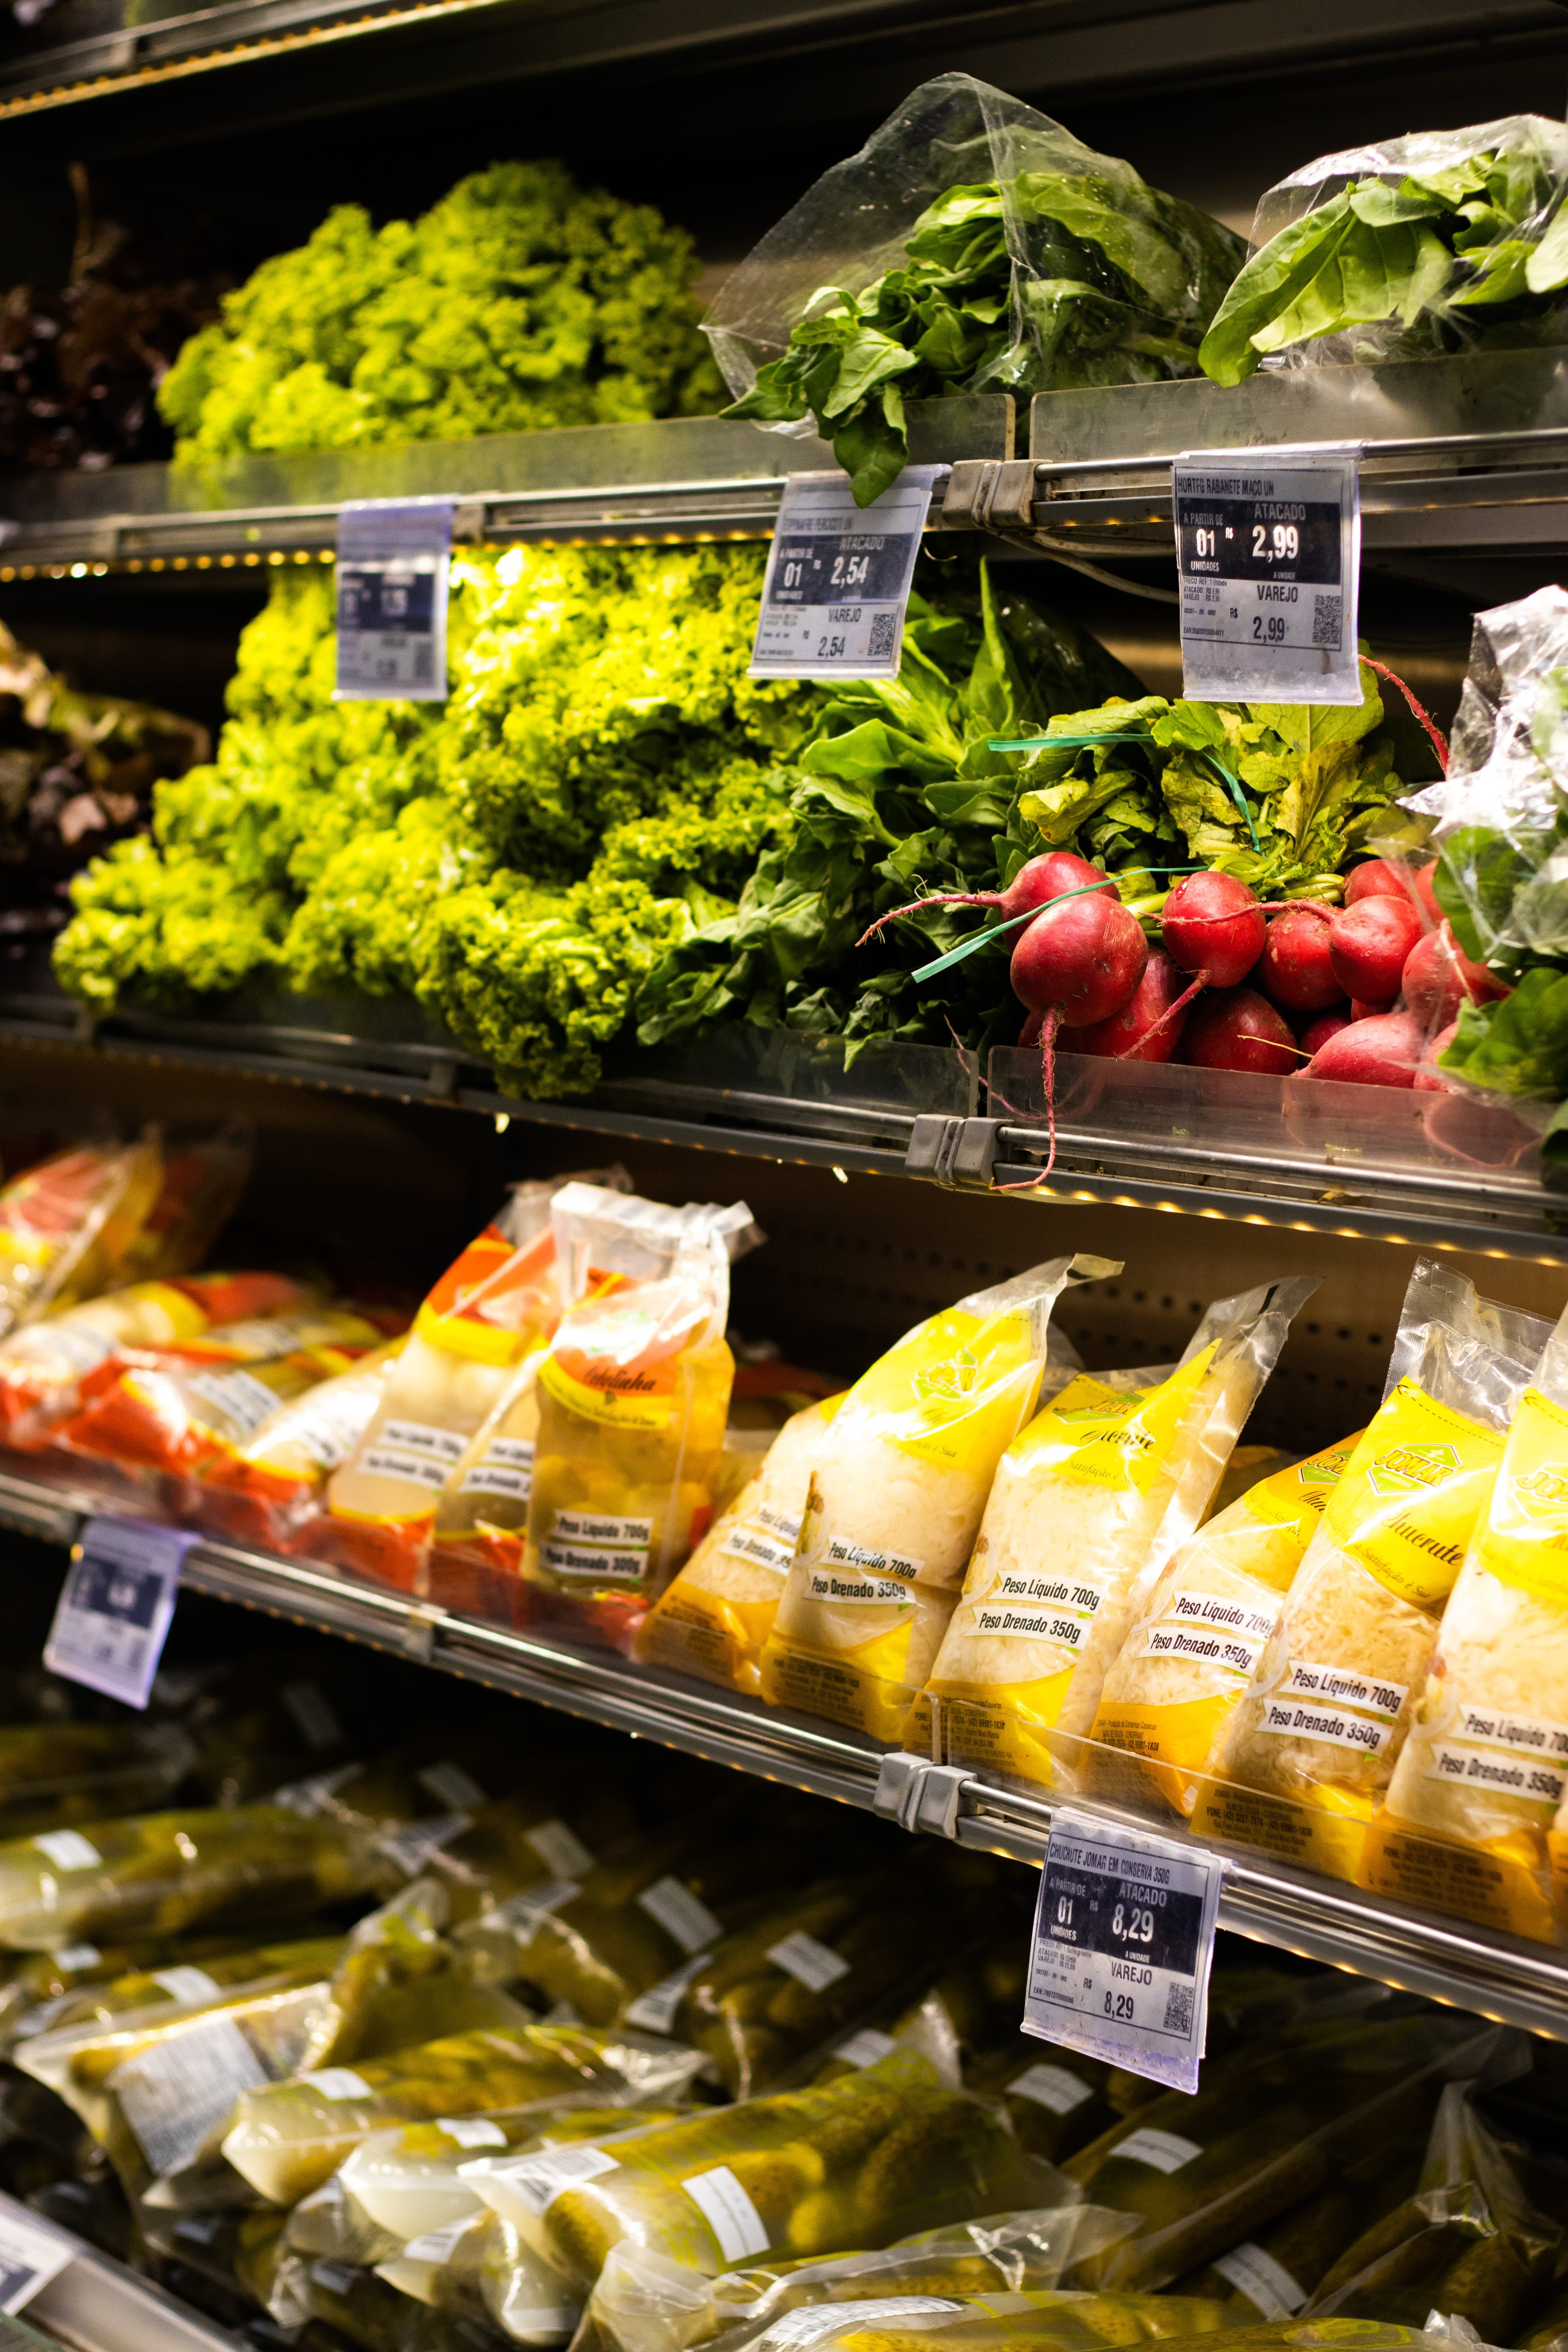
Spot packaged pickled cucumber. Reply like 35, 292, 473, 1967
413, 1780, 640, 1930
325, 1174, 625, 1594
0, 1132, 165, 1340
0, 1802, 380, 1950
147, 2203, 288, 2312
195, 1337, 407, 1551
0, 1718, 195, 1841
222, 2020, 706, 2205
1210, 1263, 1554, 1885
1060, 2009, 1497, 2293
473, 2049, 1056, 2289
169, 1650, 361, 1806
521, 1187, 760, 1641
271, 2245, 503, 2351
0, 1266, 310, 1450
638, 1398, 847, 1697
1091, 1432, 1363, 1818
1366, 1297, 1568, 1942
962, 2044, 1118, 2169
377, 2210, 523, 2333
763, 2299, 1338, 2352
1304, 2084, 1560, 2341
813, 1929, 1034, 2097
760, 1261, 1109, 1744
1168, 2185, 1362, 2323
911, 1280, 1316, 1794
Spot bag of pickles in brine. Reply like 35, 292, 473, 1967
520, 1187, 760, 1648
760, 1259, 1111, 1745
638, 1397, 845, 1697
909, 1280, 1316, 1795
1208, 1261, 1553, 1886
1090, 1430, 1362, 1820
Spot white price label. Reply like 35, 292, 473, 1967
1174, 447, 1361, 705
44, 1516, 195, 1709
0, 2209, 73, 2314
748, 469, 939, 681
335, 500, 454, 702
1024, 1806, 1225, 2094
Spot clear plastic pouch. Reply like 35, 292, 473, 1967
760, 1259, 1107, 1744
0, 1132, 165, 1340
195, 1337, 407, 1552
1201, 116, 1568, 384
909, 1279, 1317, 1793
708, 71, 1245, 504
0, 1718, 196, 1842
1210, 1262, 1554, 1884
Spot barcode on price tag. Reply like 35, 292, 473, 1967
0, 2208, 73, 2315
1023, 1806, 1225, 2093
335, 500, 454, 702
44, 1517, 196, 1709
748, 469, 939, 681
1174, 446, 1360, 706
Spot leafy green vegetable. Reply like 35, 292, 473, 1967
1439, 966, 1568, 1098
1201, 136, 1568, 385
159, 163, 722, 460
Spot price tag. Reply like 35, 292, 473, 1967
1022, 1806, 1225, 2093
1174, 446, 1361, 705
748, 467, 940, 681
44, 1516, 196, 1709
0, 2207, 73, 2314
335, 499, 454, 702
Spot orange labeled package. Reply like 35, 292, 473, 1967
321, 1176, 622, 1592
0, 1134, 166, 1339
1208, 1261, 1553, 1884
520, 1184, 760, 1644
194, 1338, 407, 1552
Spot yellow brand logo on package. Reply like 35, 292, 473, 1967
1320, 1379, 1502, 1615
538, 1356, 673, 1432
846, 1308, 1037, 1472
1474, 1387, 1568, 1607
1014, 1347, 1216, 1500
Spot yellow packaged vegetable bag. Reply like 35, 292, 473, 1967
1091, 1430, 1362, 1818
910, 1281, 1316, 1793
1366, 1298, 1568, 1941
759, 1257, 1113, 1744
637, 1394, 846, 1694
1207, 1261, 1553, 1884
520, 1188, 759, 1645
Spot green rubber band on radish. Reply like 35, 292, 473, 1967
986, 733, 1153, 751
909, 870, 1172, 984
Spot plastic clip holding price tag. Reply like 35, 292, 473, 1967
1023, 1806, 1225, 2093
44, 1515, 198, 1710
335, 499, 455, 702
0, 2207, 73, 2315
749, 467, 940, 681
1174, 445, 1361, 706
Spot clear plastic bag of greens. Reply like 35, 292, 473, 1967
469, 2050, 1060, 2290
707, 70, 1245, 505
223, 2021, 706, 2206
1200, 116, 1568, 385
0, 1802, 382, 1950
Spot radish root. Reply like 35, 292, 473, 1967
998, 1007, 1059, 1191
857, 891, 1000, 948
1364, 658, 1450, 775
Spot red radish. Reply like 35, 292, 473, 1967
1257, 902, 1340, 1013
1183, 988, 1298, 1077
1350, 998, 1393, 1021
1344, 860, 1410, 906
1162, 871, 1266, 988
1411, 860, 1442, 925
1019, 1011, 1043, 1047
1328, 896, 1424, 1004
858, 849, 1111, 946
1060, 949, 1189, 1063
1400, 922, 1510, 1029
1299, 1009, 1352, 1056
1299, 1010, 1425, 1088
1009, 893, 1148, 1179
1414, 1018, 1460, 1093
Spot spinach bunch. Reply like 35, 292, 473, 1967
1201, 138, 1568, 386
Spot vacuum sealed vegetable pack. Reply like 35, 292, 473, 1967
1206, 1261, 1553, 1882
760, 1257, 1108, 1743
194, 1337, 406, 1550
907, 1279, 1315, 1792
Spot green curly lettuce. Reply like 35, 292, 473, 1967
159, 162, 723, 460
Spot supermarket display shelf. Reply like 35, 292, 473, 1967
0, 2188, 242, 2352
3, 1458, 1566, 2040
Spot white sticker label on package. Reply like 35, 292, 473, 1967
33, 1831, 101, 1871
1009, 2061, 1094, 2116
0, 2209, 74, 2315
835, 2029, 897, 2069
301, 2068, 371, 2101
624, 1951, 709, 2034
401, 2220, 472, 2264
973, 1602, 1091, 1648
113, 2012, 269, 2174
336, 499, 454, 702
722, 1519, 797, 1576
1453, 1706, 1568, 1761
312, 2262, 359, 2294
682, 2164, 771, 2263
50, 1944, 101, 1970
1213, 2243, 1307, 2320
281, 1682, 343, 1749
44, 1515, 196, 1710
498, 1878, 581, 1925
187, 1367, 279, 1437
1174, 448, 1361, 704
825, 1537, 919, 1581
1428, 1743, 1568, 1805
361, 1447, 448, 1494
1277, 1661, 1405, 1719
1139, 1597, 1270, 1679
764, 2301, 965, 2350
463, 1439, 535, 1501
486, 2143, 619, 2215
524, 1818, 595, 1877
543, 1510, 652, 1583
1113, 2126, 1203, 2173
766, 1931, 851, 1991
418, 1759, 487, 1811
638, 1876, 722, 1955
152, 1965, 221, 2005
378, 1813, 473, 1874
1263, 1698, 1395, 1758
1025, 1806, 1225, 2095
749, 468, 939, 682
806, 1569, 912, 1608
438, 2116, 508, 2149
